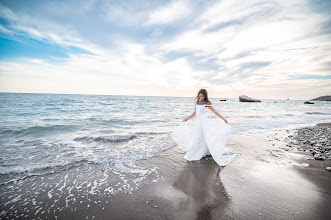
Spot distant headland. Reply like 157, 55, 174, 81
310, 95, 331, 101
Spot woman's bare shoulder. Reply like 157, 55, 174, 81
207, 101, 212, 105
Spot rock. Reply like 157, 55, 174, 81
301, 163, 310, 168
285, 124, 331, 163
239, 95, 261, 102
304, 101, 314, 104
314, 154, 324, 160
220, 99, 227, 101
326, 167, 331, 172
310, 95, 331, 101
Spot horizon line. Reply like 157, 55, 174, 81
0, 91, 326, 101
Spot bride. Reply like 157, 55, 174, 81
172, 89, 239, 166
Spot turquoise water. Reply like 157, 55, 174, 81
0, 92, 330, 176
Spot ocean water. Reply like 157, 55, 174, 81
0, 92, 330, 177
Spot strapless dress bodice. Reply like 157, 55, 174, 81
196, 104, 211, 117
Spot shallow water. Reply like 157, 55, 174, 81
0, 92, 330, 177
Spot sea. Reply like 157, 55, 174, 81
1, 92, 330, 179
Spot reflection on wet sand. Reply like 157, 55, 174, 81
173, 156, 230, 219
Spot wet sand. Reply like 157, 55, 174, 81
1, 124, 331, 219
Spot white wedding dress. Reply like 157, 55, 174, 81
172, 103, 240, 166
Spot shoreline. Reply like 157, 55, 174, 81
0, 122, 330, 219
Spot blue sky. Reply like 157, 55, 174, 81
0, 0, 330, 99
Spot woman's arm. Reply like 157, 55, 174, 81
208, 106, 228, 123
183, 108, 196, 121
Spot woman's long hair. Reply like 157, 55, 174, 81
195, 89, 211, 104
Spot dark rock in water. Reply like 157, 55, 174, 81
304, 101, 314, 104
310, 95, 331, 101
220, 99, 227, 101
239, 95, 261, 102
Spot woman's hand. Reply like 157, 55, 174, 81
183, 118, 188, 122
223, 119, 228, 123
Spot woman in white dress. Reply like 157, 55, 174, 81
172, 89, 239, 166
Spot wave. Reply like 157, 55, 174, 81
103, 118, 139, 125
0, 124, 77, 136
135, 131, 168, 135
84, 117, 138, 125
44, 107, 61, 110
0, 142, 175, 177
0, 160, 82, 176
304, 112, 330, 115
270, 114, 293, 118
42, 118, 61, 121
74, 135, 137, 143
87, 142, 174, 164
99, 102, 114, 106
73, 132, 169, 145
17, 112, 36, 116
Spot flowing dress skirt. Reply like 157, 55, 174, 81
172, 116, 239, 166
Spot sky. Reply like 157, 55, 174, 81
0, 0, 330, 100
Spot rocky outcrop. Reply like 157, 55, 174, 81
239, 95, 261, 102
310, 95, 331, 101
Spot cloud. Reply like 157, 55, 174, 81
146, 1, 191, 25
0, 38, 205, 96
0, 4, 17, 21
0, 0, 330, 99
227, 61, 272, 77
0, 24, 13, 35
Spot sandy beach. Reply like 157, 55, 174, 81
1, 123, 331, 220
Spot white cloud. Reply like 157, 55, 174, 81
0, 4, 107, 56
0, 39, 206, 97
0, 5, 17, 21
146, 1, 191, 25
0, 0, 330, 99
105, 5, 147, 27
155, 0, 330, 97
0, 24, 13, 35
